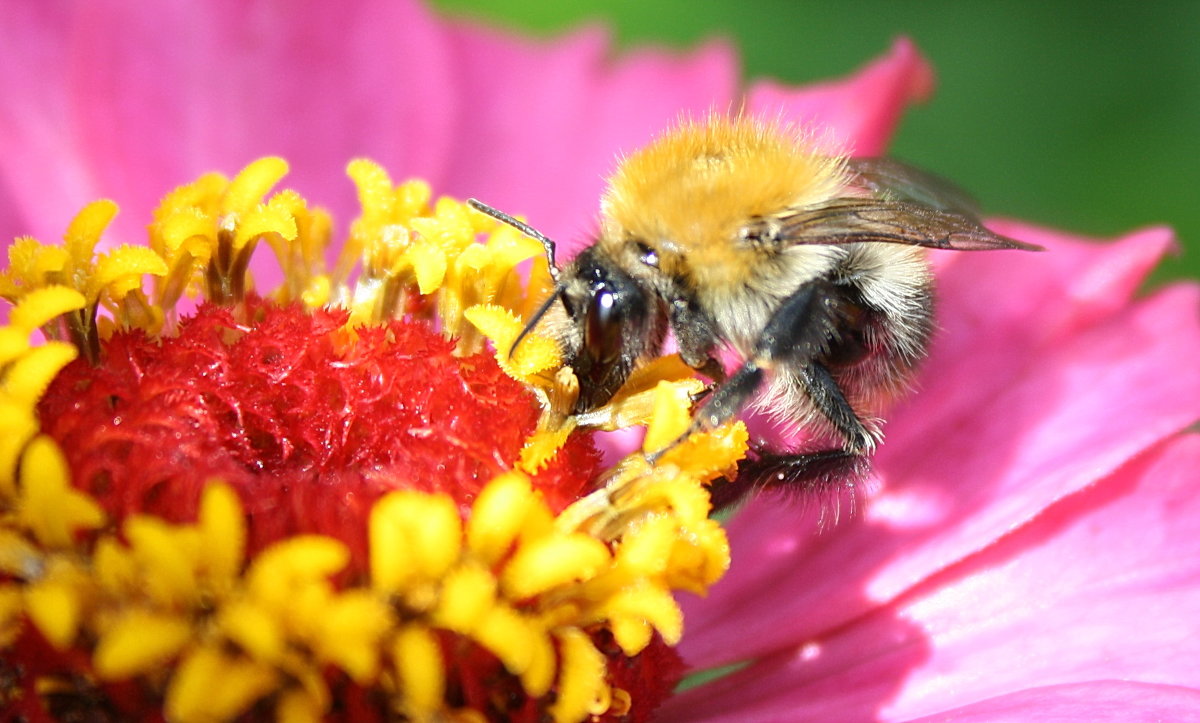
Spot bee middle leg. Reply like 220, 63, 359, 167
689, 279, 873, 444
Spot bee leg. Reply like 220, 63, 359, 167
799, 361, 878, 453
644, 360, 762, 465
668, 295, 727, 403
711, 450, 869, 512
691, 356, 726, 384
689, 278, 839, 434
686, 358, 727, 404
650, 280, 873, 461
649, 280, 876, 509
647, 280, 829, 463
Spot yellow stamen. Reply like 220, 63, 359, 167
550, 628, 608, 723
197, 482, 245, 592
94, 610, 193, 679
18, 436, 105, 548
64, 199, 118, 267
24, 567, 84, 649
393, 624, 446, 715
370, 490, 463, 595
166, 645, 280, 723
223, 157, 290, 217
501, 533, 611, 600
464, 303, 562, 380
7, 285, 86, 334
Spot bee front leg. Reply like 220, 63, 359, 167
669, 295, 726, 402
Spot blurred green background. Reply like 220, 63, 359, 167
433, 0, 1199, 285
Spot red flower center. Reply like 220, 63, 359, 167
38, 297, 602, 574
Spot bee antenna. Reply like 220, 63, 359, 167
467, 198, 560, 281
509, 283, 564, 360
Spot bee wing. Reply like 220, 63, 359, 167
847, 156, 984, 217
776, 197, 1044, 252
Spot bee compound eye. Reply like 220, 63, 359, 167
594, 288, 616, 321
584, 287, 623, 363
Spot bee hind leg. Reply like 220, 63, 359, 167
800, 360, 879, 453
710, 449, 870, 514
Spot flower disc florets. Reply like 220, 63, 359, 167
0, 158, 746, 721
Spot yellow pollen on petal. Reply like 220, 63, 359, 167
519, 420, 578, 473
501, 533, 611, 600
232, 198, 299, 252
24, 584, 79, 649
432, 562, 497, 632
93, 610, 193, 679
370, 490, 462, 595
121, 515, 201, 608
613, 512, 678, 577
550, 628, 609, 723
245, 535, 350, 610
1, 238, 69, 299
600, 582, 685, 650
465, 470, 544, 564
88, 245, 168, 303
407, 237, 448, 294
218, 599, 286, 663
641, 380, 694, 455
18, 435, 105, 548
472, 603, 556, 695
156, 207, 215, 265
223, 157, 290, 217
6, 285, 86, 333
275, 688, 325, 723
311, 589, 394, 682
464, 303, 562, 380
393, 624, 446, 716
197, 482, 245, 592
347, 158, 400, 226
63, 199, 118, 267
5, 342, 78, 408
166, 645, 280, 723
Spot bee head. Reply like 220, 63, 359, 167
558, 246, 660, 412
467, 198, 664, 414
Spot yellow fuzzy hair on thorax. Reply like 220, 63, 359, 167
598, 116, 848, 278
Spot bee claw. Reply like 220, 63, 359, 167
688, 384, 714, 405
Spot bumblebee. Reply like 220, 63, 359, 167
471, 116, 1040, 504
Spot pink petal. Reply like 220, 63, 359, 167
65, 0, 457, 245
664, 436, 1200, 721
680, 230, 1200, 668
908, 682, 1200, 722
0, 0, 739, 263
745, 38, 934, 156
436, 22, 738, 245
930, 222, 1177, 348
0, 2, 102, 243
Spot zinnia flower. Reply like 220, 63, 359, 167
2, 2, 1198, 722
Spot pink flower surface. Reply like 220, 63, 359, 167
3, 2, 1199, 720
